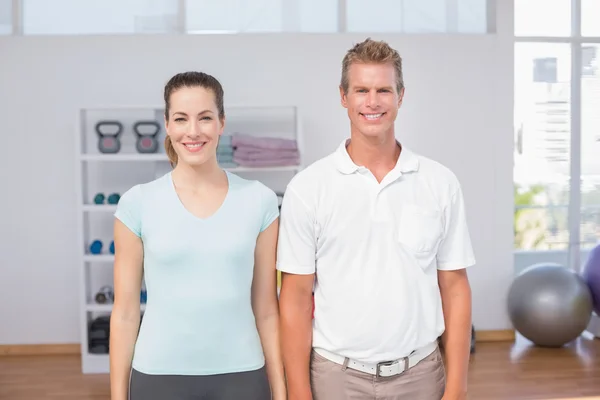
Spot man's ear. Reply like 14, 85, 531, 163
397, 87, 405, 107
340, 85, 348, 108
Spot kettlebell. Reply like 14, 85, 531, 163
134, 121, 160, 154
96, 121, 123, 154
95, 285, 114, 304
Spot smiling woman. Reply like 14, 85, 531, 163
108, 71, 287, 400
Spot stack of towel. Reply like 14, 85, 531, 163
217, 135, 238, 168
231, 133, 300, 167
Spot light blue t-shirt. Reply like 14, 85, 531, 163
113, 170, 279, 375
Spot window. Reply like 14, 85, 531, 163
14, 0, 488, 35
22, 0, 179, 35
513, 0, 600, 273
0, 0, 11, 35
346, 0, 489, 33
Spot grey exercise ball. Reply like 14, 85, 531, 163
507, 262, 593, 347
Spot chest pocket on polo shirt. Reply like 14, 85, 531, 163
395, 204, 443, 256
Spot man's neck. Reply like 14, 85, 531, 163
346, 131, 401, 172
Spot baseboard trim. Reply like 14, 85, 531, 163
0, 344, 81, 356
0, 330, 515, 356
476, 329, 515, 342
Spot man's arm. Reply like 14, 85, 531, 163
435, 181, 476, 400
276, 185, 318, 400
252, 218, 286, 400
279, 273, 315, 400
438, 268, 472, 400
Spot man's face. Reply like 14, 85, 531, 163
340, 62, 404, 139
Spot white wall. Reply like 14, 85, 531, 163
0, 31, 513, 344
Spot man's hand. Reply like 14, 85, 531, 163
442, 389, 468, 400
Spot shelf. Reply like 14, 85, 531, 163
86, 303, 145, 312
224, 165, 301, 172
82, 205, 117, 212
76, 105, 303, 374
79, 154, 302, 172
80, 153, 168, 161
83, 254, 114, 262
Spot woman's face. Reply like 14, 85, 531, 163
165, 86, 224, 167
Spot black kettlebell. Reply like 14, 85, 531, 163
134, 121, 160, 154
96, 121, 123, 154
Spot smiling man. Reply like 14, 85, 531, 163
277, 38, 476, 400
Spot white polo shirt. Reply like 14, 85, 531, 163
277, 139, 476, 363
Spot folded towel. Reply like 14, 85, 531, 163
219, 161, 239, 168
234, 147, 299, 159
233, 154, 299, 167
217, 148, 234, 157
231, 133, 298, 151
218, 135, 233, 146
217, 154, 234, 163
234, 149, 299, 163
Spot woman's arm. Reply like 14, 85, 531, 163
252, 218, 287, 400
110, 219, 144, 400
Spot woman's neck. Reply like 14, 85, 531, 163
171, 158, 226, 190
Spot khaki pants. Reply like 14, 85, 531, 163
310, 346, 446, 400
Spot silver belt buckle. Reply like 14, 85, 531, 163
376, 356, 409, 377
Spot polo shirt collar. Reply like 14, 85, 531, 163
334, 138, 420, 175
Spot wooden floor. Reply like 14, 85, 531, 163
1, 335, 599, 400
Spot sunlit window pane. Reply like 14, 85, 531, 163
0, 0, 11, 35
185, 0, 337, 34
582, 0, 600, 37
346, 0, 488, 33
23, 0, 179, 35
580, 44, 600, 248
514, 0, 571, 37
514, 43, 572, 250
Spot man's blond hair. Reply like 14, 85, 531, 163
340, 38, 404, 94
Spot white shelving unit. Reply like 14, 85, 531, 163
75, 104, 303, 373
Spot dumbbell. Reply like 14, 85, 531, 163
109, 240, 115, 255
107, 193, 120, 204
89, 240, 103, 255
134, 121, 161, 154
95, 285, 114, 304
96, 121, 123, 154
92, 192, 120, 205
94, 193, 105, 205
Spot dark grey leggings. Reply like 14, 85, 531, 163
129, 366, 271, 400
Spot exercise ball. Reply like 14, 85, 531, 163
507, 262, 593, 347
582, 244, 600, 315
